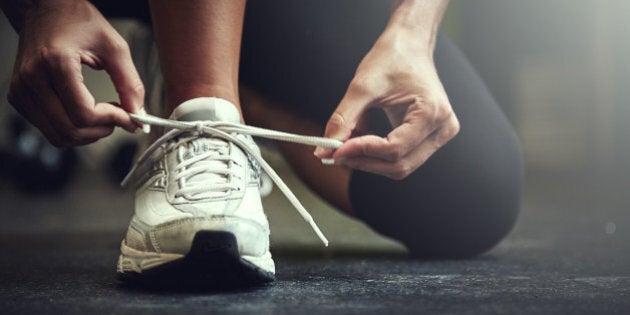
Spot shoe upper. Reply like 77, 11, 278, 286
124, 98, 270, 259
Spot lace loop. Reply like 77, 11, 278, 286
122, 112, 342, 246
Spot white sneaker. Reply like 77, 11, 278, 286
117, 98, 275, 286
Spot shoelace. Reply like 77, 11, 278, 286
121, 113, 342, 246
172, 136, 237, 200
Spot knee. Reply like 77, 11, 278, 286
405, 199, 520, 259
359, 191, 520, 258
351, 149, 523, 259
359, 198, 520, 259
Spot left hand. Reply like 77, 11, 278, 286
314, 31, 460, 180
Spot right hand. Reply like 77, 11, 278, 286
314, 24, 459, 180
7, 0, 144, 146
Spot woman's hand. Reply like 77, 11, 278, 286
314, 3, 458, 180
5, 0, 144, 146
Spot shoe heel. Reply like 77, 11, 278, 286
186, 231, 239, 262
119, 230, 274, 288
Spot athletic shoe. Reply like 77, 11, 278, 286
118, 97, 337, 287
117, 98, 275, 286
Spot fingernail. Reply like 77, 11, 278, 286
314, 146, 324, 157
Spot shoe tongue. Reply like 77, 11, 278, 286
169, 98, 237, 158
170, 97, 241, 124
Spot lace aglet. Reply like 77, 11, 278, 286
308, 220, 329, 247
138, 108, 151, 134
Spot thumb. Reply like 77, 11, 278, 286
314, 92, 366, 158
101, 43, 145, 115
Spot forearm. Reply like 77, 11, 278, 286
1, 0, 101, 38
149, 0, 246, 114
384, 0, 449, 57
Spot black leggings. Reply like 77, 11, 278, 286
240, 1, 524, 258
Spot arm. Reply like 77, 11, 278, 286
1, 0, 144, 146
148, 0, 246, 117
315, 0, 459, 180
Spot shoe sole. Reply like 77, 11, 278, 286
117, 231, 275, 288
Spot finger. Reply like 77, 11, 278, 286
332, 94, 456, 161
314, 85, 371, 158
25, 75, 116, 146
341, 136, 439, 180
99, 37, 145, 115
340, 121, 459, 180
92, 100, 137, 132
332, 119, 436, 162
45, 52, 137, 132
40, 88, 115, 145
10, 84, 65, 146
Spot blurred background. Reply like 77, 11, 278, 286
448, 0, 630, 181
0, 0, 628, 254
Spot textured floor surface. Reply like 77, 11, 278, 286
1, 156, 629, 314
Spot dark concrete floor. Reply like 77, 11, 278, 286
1, 165, 629, 314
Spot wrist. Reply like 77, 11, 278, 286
383, 0, 449, 55
377, 24, 435, 60
8, 0, 95, 35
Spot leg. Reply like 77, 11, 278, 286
149, 0, 245, 116
241, 1, 522, 258
117, 1, 276, 286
